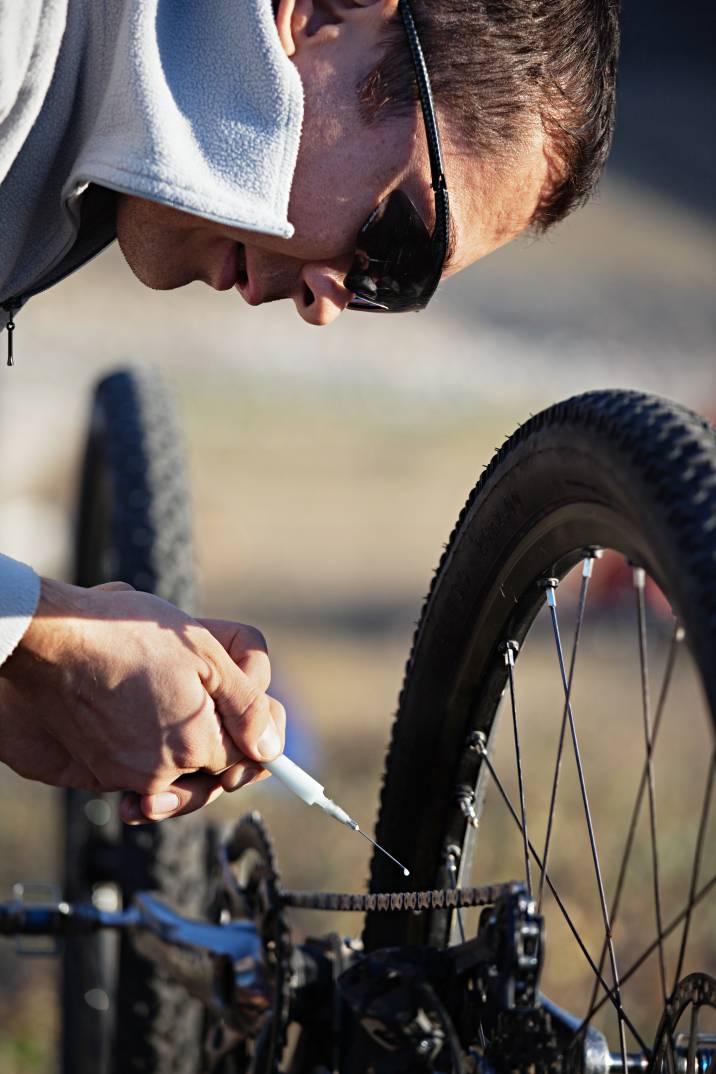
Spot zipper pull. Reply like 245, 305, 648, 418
4, 301, 17, 366
7, 317, 15, 366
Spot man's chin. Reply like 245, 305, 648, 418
130, 271, 193, 291
115, 200, 200, 290
118, 245, 196, 291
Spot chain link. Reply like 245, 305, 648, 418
279, 881, 521, 914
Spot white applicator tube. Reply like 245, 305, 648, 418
263, 753, 410, 876
264, 754, 357, 829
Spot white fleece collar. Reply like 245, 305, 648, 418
70, 0, 304, 239
1, 0, 305, 319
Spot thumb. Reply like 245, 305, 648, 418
202, 639, 286, 763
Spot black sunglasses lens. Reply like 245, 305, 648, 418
344, 190, 437, 313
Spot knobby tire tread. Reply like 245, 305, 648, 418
63, 368, 206, 1074
364, 390, 716, 953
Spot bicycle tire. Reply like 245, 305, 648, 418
363, 390, 716, 997
62, 367, 208, 1074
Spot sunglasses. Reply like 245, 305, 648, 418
344, 0, 450, 313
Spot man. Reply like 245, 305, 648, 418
0, 0, 620, 821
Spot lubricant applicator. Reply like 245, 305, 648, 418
264, 754, 409, 876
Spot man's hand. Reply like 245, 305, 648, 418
0, 578, 285, 822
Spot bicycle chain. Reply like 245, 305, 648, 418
279, 880, 521, 913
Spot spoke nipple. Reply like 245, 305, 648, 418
443, 843, 462, 864
467, 730, 487, 755
444, 849, 460, 879
540, 577, 559, 607
582, 558, 594, 579
454, 786, 479, 828
500, 639, 519, 666
632, 566, 646, 589
540, 577, 559, 606
675, 625, 685, 642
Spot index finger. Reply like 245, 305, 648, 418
198, 618, 271, 693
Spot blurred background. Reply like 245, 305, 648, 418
1, 3, 714, 1070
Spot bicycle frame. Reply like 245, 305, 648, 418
1, 866, 696, 1074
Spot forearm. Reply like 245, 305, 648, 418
0, 553, 40, 669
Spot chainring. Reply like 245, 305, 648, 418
649, 973, 716, 1074
205, 812, 292, 1074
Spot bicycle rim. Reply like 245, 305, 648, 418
364, 390, 716, 1062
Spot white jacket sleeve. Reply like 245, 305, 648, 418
0, 553, 40, 667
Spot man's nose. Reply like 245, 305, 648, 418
294, 263, 353, 326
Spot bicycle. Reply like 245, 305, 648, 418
2, 373, 714, 1074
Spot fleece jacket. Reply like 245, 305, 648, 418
0, 0, 304, 663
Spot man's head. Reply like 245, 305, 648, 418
115, 0, 619, 326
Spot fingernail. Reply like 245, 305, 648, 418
255, 724, 281, 761
237, 765, 261, 790
149, 792, 180, 815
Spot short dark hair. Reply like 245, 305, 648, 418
359, 1, 620, 231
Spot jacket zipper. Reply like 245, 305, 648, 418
1, 229, 116, 368
2, 258, 92, 367
2, 300, 19, 366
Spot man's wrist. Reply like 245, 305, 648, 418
3, 576, 82, 673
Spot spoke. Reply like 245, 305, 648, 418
446, 850, 467, 943
687, 1002, 700, 1074
666, 1033, 677, 1074
673, 749, 715, 990
504, 641, 533, 898
472, 736, 651, 1055
583, 872, 716, 1024
634, 567, 669, 1005
583, 620, 682, 1026
538, 555, 594, 912
446, 847, 487, 1046
545, 580, 629, 1072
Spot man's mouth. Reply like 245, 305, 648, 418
213, 242, 299, 307
212, 242, 247, 292
235, 243, 248, 289
234, 245, 265, 306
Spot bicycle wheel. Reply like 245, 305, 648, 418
62, 367, 208, 1074
364, 390, 716, 1065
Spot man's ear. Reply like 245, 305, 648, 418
275, 0, 399, 58
275, 0, 307, 57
